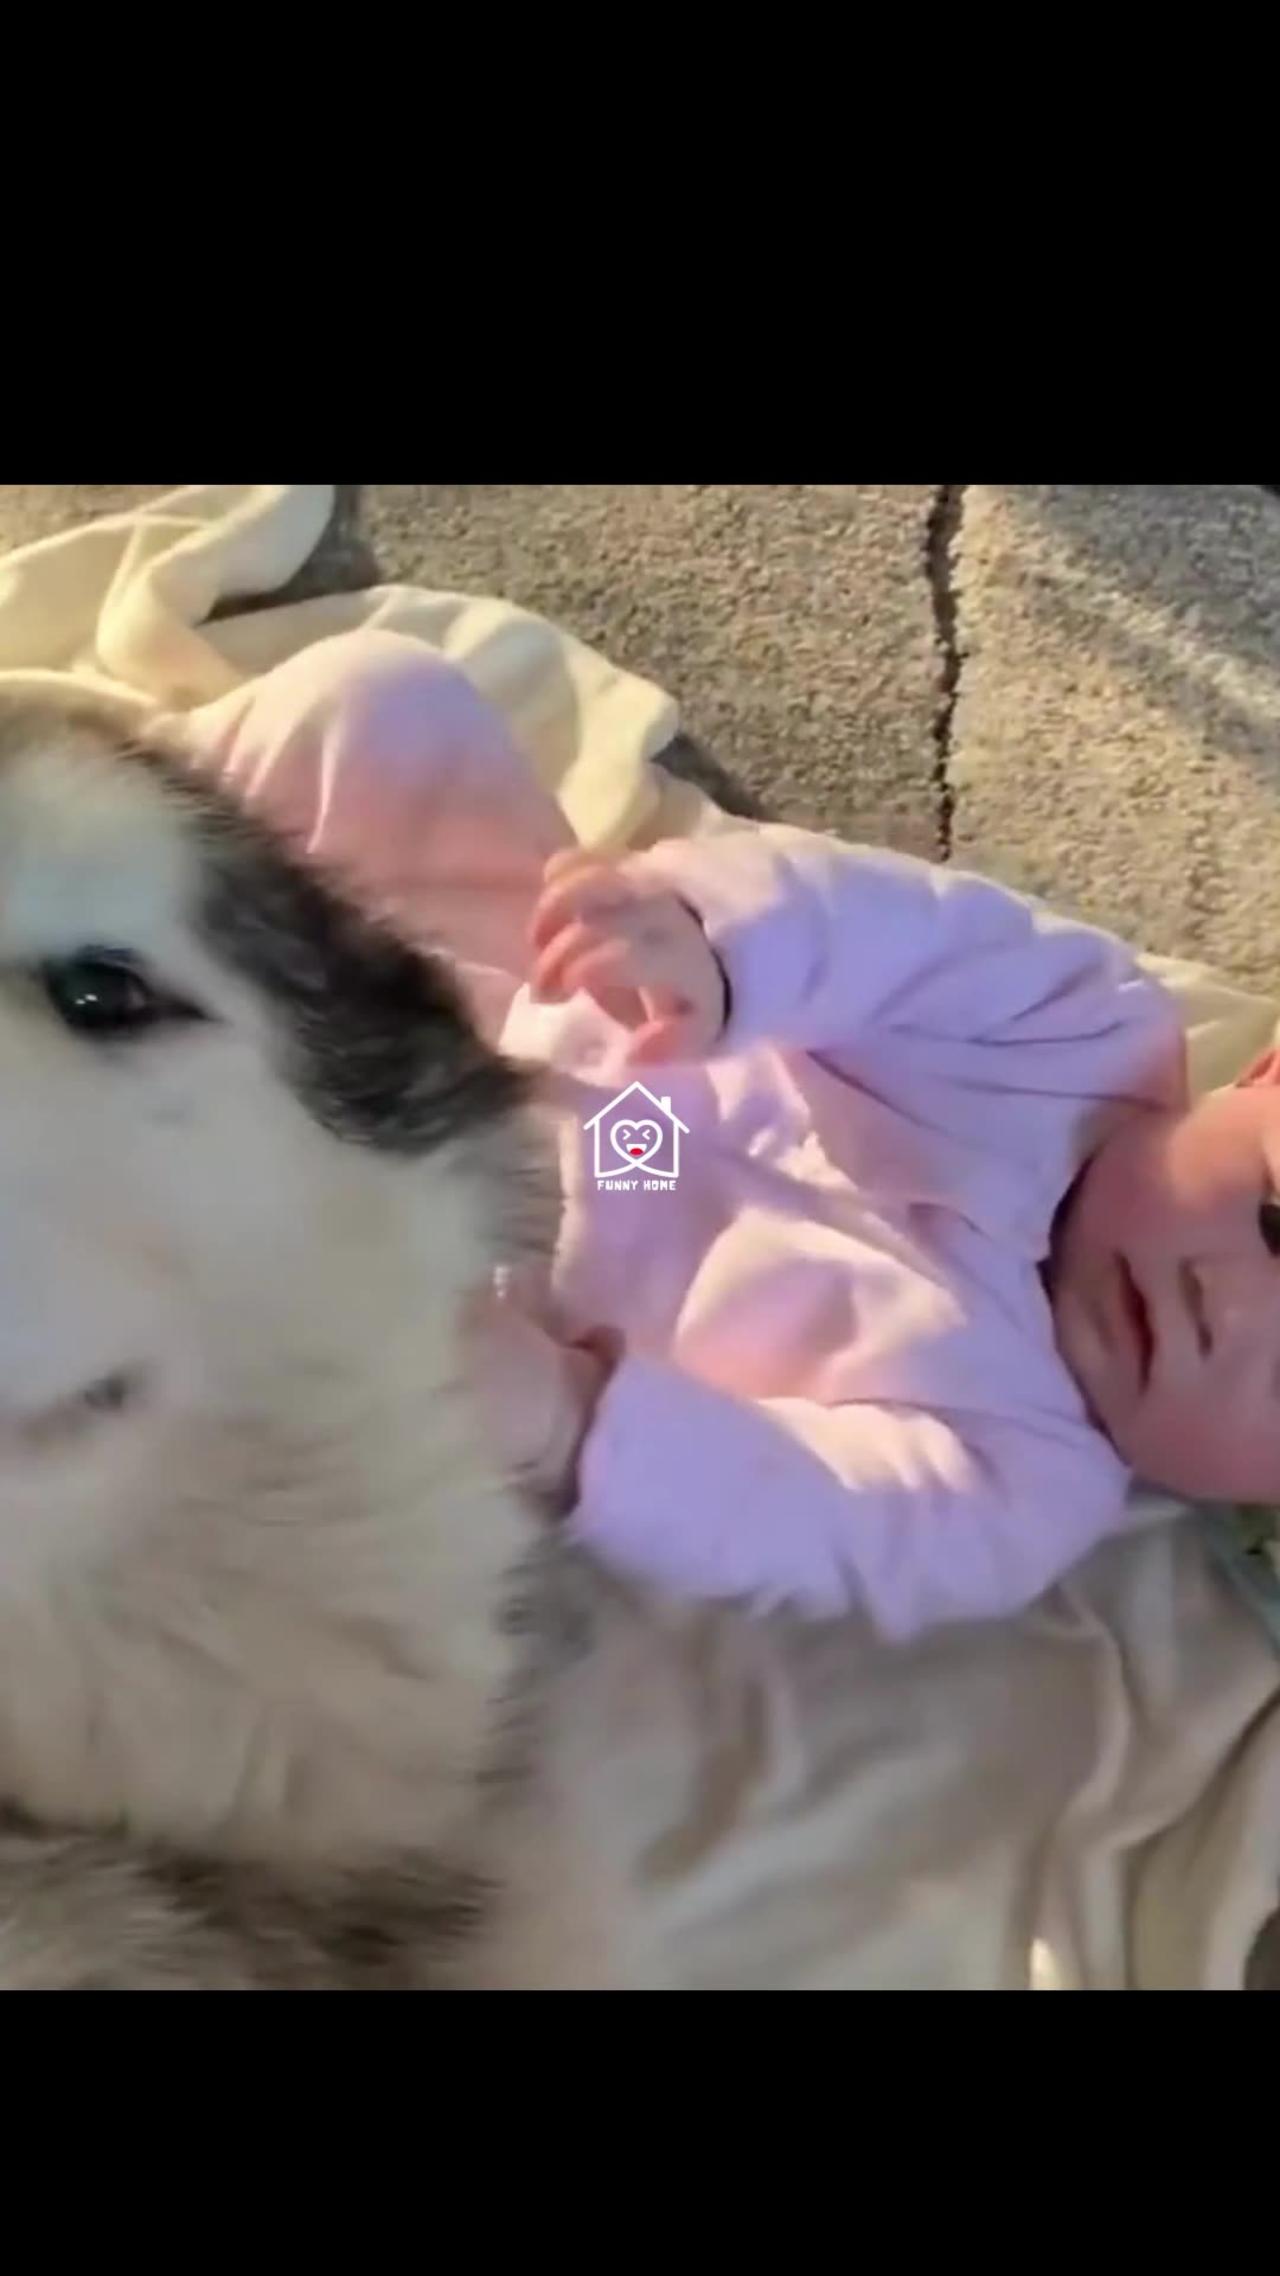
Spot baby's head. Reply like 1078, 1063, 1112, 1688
1051, 1048, 1280, 1501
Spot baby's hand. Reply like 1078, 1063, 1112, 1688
462, 1279, 611, 1509
529, 848, 727, 1065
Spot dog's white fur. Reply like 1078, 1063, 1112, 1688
0, 719, 553, 1917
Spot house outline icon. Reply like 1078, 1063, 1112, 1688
583, 1081, 690, 1183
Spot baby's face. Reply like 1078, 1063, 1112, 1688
1051, 1052, 1280, 1501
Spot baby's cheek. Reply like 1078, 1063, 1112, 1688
1086, 1118, 1237, 1269
1074, 1121, 1163, 1251
1128, 1390, 1280, 1502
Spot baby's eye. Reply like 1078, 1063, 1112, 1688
1259, 1198, 1280, 1258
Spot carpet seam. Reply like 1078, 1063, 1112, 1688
925, 483, 966, 861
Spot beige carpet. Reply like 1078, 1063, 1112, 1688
360, 484, 944, 852
951, 485, 1280, 987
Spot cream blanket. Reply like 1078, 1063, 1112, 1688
5, 481, 1278, 1988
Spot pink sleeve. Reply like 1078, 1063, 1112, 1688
628, 825, 1185, 1103
570, 1355, 1129, 1635
174, 629, 573, 1038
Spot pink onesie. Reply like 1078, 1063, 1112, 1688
176, 630, 1188, 1638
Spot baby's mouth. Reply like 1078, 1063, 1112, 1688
1115, 1255, 1154, 1386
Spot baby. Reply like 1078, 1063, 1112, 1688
178, 630, 1280, 1639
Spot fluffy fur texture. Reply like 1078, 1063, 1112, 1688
0, 698, 612, 1988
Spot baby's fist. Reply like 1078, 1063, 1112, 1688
462, 1279, 609, 1509
529, 848, 726, 1065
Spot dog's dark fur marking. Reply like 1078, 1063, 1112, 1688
0, 1807, 487, 1988
147, 1849, 490, 1989
194, 806, 525, 1154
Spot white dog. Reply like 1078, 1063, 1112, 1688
0, 695, 641, 1987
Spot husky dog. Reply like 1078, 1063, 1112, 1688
0, 697, 627, 1988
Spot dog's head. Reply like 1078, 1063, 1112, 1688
0, 697, 530, 1604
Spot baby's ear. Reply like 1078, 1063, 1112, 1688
1236, 1045, 1280, 1090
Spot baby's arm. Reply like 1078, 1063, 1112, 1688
570, 1355, 1129, 1634
532, 826, 1184, 1101
464, 1285, 1123, 1630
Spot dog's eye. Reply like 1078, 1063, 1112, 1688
41, 953, 202, 1039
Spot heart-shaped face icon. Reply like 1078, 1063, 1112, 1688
611, 1119, 662, 1168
